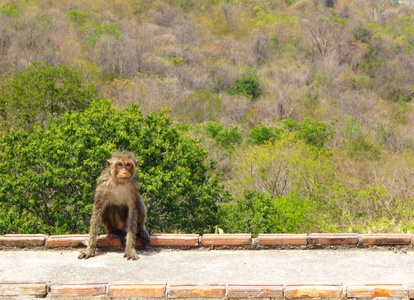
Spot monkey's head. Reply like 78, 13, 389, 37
107, 151, 138, 184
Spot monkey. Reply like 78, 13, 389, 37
78, 151, 150, 260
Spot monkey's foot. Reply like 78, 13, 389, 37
137, 229, 150, 246
124, 250, 139, 260
78, 250, 95, 259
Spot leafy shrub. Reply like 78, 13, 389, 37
176, 91, 222, 123
282, 118, 335, 148
67, 10, 122, 47
219, 189, 313, 235
230, 135, 335, 199
205, 121, 242, 152
248, 122, 283, 145
341, 115, 380, 159
0, 99, 226, 234
0, 62, 98, 132
0, 3, 23, 17
228, 67, 262, 100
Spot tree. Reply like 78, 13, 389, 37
0, 99, 226, 234
0, 62, 97, 131
229, 134, 335, 199
228, 67, 262, 100
219, 189, 314, 235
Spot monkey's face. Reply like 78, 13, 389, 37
112, 160, 136, 183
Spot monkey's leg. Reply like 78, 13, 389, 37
124, 207, 139, 260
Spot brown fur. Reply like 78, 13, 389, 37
78, 151, 149, 260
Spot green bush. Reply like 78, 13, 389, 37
0, 99, 226, 234
247, 118, 334, 147
219, 189, 313, 235
228, 68, 262, 100
282, 118, 335, 148
248, 122, 283, 145
0, 62, 97, 132
206, 121, 242, 152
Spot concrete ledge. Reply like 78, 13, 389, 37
3, 233, 414, 249
3, 282, 414, 299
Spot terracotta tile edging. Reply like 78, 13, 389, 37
168, 284, 226, 298
361, 234, 411, 246
110, 282, 167, 298
0, 234, 47, 248
50, 282, 108, 297
2, 233, 414, 248
347, 284, 406, 298
201, 234, 252, 246
309, 233, 360, 246
2, 282, 414, 298
257, 234, 307, 246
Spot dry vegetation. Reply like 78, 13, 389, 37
2, 0, 414, 233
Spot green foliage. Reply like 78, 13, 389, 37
248, 122, 283, 145
353, 25, 373, 43
271, 34, 280, 48
329, 15, 348, 25
311, 72, 327, 88
219, 189, 313, 236
0, 62, 98, 132
0, 3, 23, 17
359, 48, 382, 74
228, 67, 262, 100
176, 91, 222, 123
206, 121, 242, 151
0, 99, 226, 234
247, 118, 334, 147
163, 56, 184, 65
341, 115, 380, 159
67, 9, 122, 47
230, 135, 335, 199
282, 118, 335, 148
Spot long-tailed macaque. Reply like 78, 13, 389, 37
78, 151, 149, 260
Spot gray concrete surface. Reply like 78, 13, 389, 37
0, 248, 413, 284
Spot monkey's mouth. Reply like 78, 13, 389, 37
118, 177, 131, 181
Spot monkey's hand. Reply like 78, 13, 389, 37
124, 249, 139, 261
78, 249, 95, 259
138, 229, 150, 246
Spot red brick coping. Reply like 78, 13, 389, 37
1, 233, 414, 248
2, 282, 414, 299
2, 233, 414, 298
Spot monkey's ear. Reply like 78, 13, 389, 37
134, 160, 138, 166
106, 159, 112, 167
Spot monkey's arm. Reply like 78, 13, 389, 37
78, 202, 102, 259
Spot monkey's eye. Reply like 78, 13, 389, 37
117, 162, 124, 167
125, 162, 132, 168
